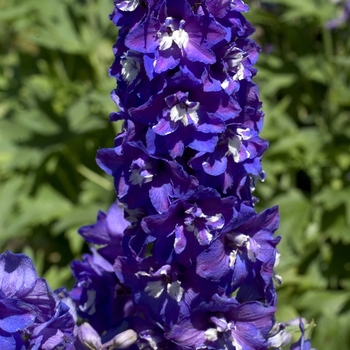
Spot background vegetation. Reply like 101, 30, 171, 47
0, 0, 349, 348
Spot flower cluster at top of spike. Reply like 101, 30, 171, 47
68, 1, 303, 349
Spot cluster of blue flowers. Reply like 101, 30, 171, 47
71, 0, 283, 348
0, 1, 313, 349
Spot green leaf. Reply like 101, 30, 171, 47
315, 186, 350, 226
296, 290, 348, 316
65, 228, 85, 256
271, 189, 311, 254
256, 70, 297, 97
4, 185, 72, 239
52, 204, 104, 234
0, 177, 24, 240
43, 264, 73, 291
297, 55, 332, 85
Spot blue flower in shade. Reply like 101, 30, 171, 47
70, 248, 134, 335
97, 131, 197, 213
142, 187, 236, 263
165, 293, 275, 350
78, 200, 130, 262
114, 256, 185, 327
0, 251, 75, 349
196, 206, 280, 289
188, 126, 268, 200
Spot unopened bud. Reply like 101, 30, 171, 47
77, 322, 102, 350
102, 329, 137, 349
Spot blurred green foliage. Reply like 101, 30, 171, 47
0, 0, 349, 348
0, 0, 119, 289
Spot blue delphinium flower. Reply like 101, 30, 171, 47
0, 251, 75, 349
69, 1, 311, 349
288, 318, 315, 350
326, 0, 350, 29
70, 203, 134, 335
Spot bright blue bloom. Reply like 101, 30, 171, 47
0, 251, 75, 349
166, 294, 275, 349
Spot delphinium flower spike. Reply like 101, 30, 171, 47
70, 1, 288, 349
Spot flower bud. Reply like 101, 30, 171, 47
77, 323, 102, 350
102, 329, 137, 349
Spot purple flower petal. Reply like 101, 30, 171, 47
0, 252, 37, 299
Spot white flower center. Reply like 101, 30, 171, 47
167, 280, 184, 302
227, 232, 260, 263
229, 250, 237, 267
116, 0, 139, 11
204, 328, 218, 341
79, 289, 96, 315
227, 135, 241, 162
187, 224, 214, 245
226, 128, 251, 162
139, 269, 184, 302
121, 51, 141, 84
184, 207, 223, 245
172, 28, 190, 49
144, 280, 165, 298
224, 48, 247, 80
232, 338, 243, 350
231, 233, 249, 247
170, 101, 199, 126
158, 18, 189, 51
